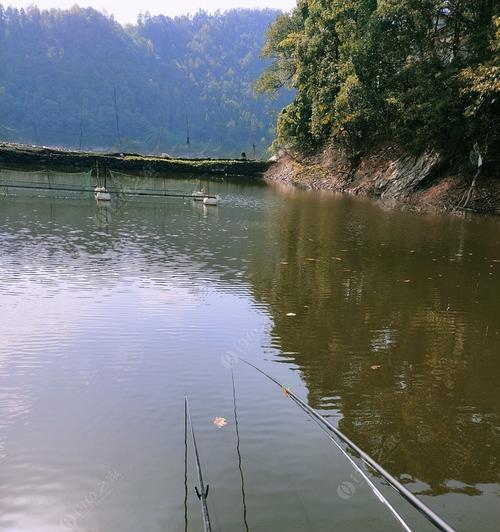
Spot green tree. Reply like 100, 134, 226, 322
259, 0, 499, 165
0, 5, 290, 157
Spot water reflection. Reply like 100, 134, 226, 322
251, 190, 500, 495
0, 181, 499, 531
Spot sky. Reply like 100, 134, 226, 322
4, 0, 296, 23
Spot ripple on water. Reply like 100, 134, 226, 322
0, 189, 499, 532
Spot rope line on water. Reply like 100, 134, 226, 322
0, 167, 217, 199
240, 359, 456, 532
0, 182, 217, 199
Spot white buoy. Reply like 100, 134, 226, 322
192, 191, 206, 201
94, 187, 111, 202
94, 162, 111, 201
203, 196, 218, 206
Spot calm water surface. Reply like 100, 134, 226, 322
0, 177, 499, 532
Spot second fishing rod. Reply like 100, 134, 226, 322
185, 397, 213, 532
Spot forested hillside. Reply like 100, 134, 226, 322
0, 5, 289, 157
259, 0, 499, 167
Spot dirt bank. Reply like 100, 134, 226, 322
266, 144, 500, 214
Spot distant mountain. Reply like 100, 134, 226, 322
0, 5, 290, 157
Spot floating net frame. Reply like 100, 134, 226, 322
0, 167, 94, 198
108, 169, 190, 197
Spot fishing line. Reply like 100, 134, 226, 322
231, 367, 250, 532
240, 359, 456, 532
184, 398, 189, 532
182, 362, 190, 532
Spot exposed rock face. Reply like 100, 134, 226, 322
265, 144, 499, 214
371, 150, 442, 199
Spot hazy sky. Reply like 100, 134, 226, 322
4, 0, 296, 23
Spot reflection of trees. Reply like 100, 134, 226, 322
250, 192, 500, 494
2, 189, 499, 495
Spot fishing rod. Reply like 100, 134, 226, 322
185, 397, 213, 532
240, 359, 456, 532
292, 392, 412, 532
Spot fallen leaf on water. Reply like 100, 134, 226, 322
332, 257, 343, 261
286, 312, 297, 317
280, 261, 289, 265
404, 279, 411, 283
371, 365, 381, 370
214, 417, 227, 429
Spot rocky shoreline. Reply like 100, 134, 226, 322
265, 144, 500, 215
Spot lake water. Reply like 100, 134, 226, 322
0, 177, 499, 532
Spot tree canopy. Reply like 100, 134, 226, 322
258, 0, 499, 164
0, 5, 290, 157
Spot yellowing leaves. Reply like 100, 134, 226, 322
278, 33, 302, 51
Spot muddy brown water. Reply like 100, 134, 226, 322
0, 177, 498, 531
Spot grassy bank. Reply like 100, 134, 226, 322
0, 143, 273, 177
